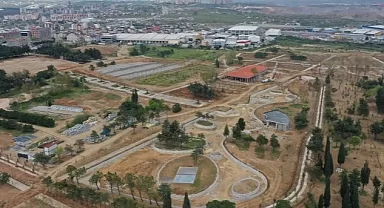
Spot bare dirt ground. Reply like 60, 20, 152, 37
75, 45, 118, 57
0, 184, 20, 202
232, 179, 259, 194
16, 197, 55, 208
0, 98, 10, 109
0, 132, 13, 150
0, 56, 78, 74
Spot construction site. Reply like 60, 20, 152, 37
0, 44, 383, 208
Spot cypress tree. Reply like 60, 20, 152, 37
350, 183, 360, 208
318, 194, 324, 208
182, 192, 191, 208
337, 142, 346, 167
342, 185, 351, 208
131, 89, 138, 103
324, 177, 331, 208
324, 152, 333, 177
360, 161, 371, 190
371, 176, 381, 207
223, 124, 229, 138
340, 173, 349, 199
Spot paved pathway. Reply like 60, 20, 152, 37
8, 177, 30, 191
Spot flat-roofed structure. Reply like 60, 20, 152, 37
224, 65, 268, 82
263, 110, 290, 131
228, 26, 259, 35
116, 33, 199, 45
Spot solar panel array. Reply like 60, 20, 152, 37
98, 62, 182, 80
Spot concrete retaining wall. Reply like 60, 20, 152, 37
231, 177, 261, 201
151, 143, 194, 155
193, 121, 216, 130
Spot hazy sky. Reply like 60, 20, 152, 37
235, 0, 384, 6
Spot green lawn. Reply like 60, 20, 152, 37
11, 87, 91, 111
135, 65, 216, 87
145, 47, 225, 61
0, 127, 23, 136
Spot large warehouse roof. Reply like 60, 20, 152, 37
116, 33, 197, 41
228, 26, 259, 31
224, 65, 267, 79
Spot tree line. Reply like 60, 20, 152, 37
0, 119, 34, 133
36, 44, 102, 63
0, 45, 30, 59
188, 82, 216, 99
0, 109, 55, 127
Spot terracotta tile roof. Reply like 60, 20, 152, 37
224, 65, 268, 79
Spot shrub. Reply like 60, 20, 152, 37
172, 103, 182, 113
67, 114, 90, 128
254, 52, 268, 59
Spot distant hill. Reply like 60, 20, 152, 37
234, 0, 384, 6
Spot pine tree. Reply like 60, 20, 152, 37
324, 177, 331, 208
182, 192, 191, 208
337, 142, 346, 167
360, 161, 371, 190
223, 124, 229, 138
237, 118, 246, 131
371, 176, 381, 207
318, 194, 324, 208
340, 172, 349, 199
375, 87, 384, 114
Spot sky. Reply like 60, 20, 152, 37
234, 0, 384, 6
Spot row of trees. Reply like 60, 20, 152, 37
188, 82, 216, 99
0, 69, 30, 94
0, 45, 30, 59
0, 109, 55, 127
158, 120, 189, 148
294, 107, 309, 130
36, 44, 102, 63
0, 119, 34, 133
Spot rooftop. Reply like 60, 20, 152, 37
116, 33, 198, 41
224, 65, 267, 79
228, 26, 259, 31
263, 110, 290, 125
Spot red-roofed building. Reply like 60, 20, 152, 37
224, 64, 268, 82
41, 141, 58, 156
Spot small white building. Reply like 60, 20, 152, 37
265, 29, 282, 37
42, 141, 57, 156
66, 33, 80, 43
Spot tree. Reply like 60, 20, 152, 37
276, 200, 292, 208
371, 176, 381, 207
338, 142, 346, 167
143, 176, 156, 204
223, 124, 230, 138
89, 171, 103, 190
172, 103, 182, 113
74, 167, 86, 185
104, 172, 115, 193
182, 192, 191, 208
318, 194, 324, 208
324, 177, 331, 208
113, 173, 123, 195
350, 182, 360, 208
349, 136, 361, 149
232, 125, 241, 139
158, 183, 172, 208
255, 52, 268, 59
237, 118, 246, 131
90, 130, 100, 143
110, 60, 116, 65
206, 200, 236, 208
136, 175, 146, 202
270, 134, 280, 151
360, 161, 371, 190
357, 98, 369, 117
191, 148, 202, 166
131, 89, 139, 103
112, 196, 137, 208
34, 152, 51, 168
256, 134, 268, 147
325, 74, 331, 85
295, 107, 309, 129
89, 64, 95, 71
308, 127, 324, 154
96, 61, 105, 67
74, 139, 85, 152
124, 173, 137, 201
375, 87, 384, 113
55, 146, 64, 162
0, 172, 10, 184
215, 59, 220, 68
66, 165, 77, 182
65, 144, 75, 156
340, 172, 349, 198
342, 185, 351, 208
370, 121, 383, 140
